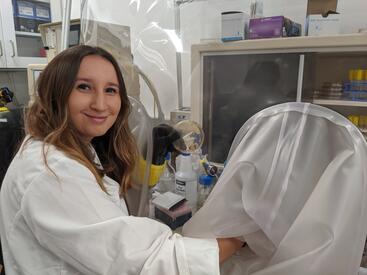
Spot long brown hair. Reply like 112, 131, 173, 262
25, 45, 138, 193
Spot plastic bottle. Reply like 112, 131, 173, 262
155, 153, 176, 193
197, 174, 214, 209
175, 154, 198, 212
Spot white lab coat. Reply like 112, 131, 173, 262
0, 138, 219, 275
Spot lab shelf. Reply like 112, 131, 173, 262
191, 34, 367, 55
312, 99, 367, 107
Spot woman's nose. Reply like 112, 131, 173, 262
90, 90, 107, 111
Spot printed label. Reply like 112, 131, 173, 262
19, 5, 34, 17
36, 7, 50, 19
175, 180, 186, 196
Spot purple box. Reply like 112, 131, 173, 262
249, 16, 301, 39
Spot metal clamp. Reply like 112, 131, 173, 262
9, 40, 15, 57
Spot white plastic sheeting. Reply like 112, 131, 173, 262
183, 102, 367, 275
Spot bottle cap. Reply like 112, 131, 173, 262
199, 175, 214, 186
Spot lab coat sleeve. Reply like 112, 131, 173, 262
21, 157, 219, 275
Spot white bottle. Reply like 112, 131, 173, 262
175, 154, 198, 212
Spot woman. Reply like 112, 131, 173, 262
0, 45, 243, 274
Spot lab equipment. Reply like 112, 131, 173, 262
173, 120, 204, 154
155, 153, 176, 193
248, 16, 301, 39
221, 11, 248, 42
128, 104, 204, 216
313, 82, 343, 99
344, 69, 367, 100
154, 200, 192, 230
184, 102, 367, 275
175, 154, 198, 212
201, 161, 219, 178
152, 124, 180, 166
152, 191, 185, 211
197, 174, 214, 209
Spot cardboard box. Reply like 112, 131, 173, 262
307, 14, 340, 36
221, 11, 249, 42
307, 0, 338, 15
248, 16, 301, 39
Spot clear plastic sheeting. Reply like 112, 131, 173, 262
183, 103, 367, 275
127, 96, 155, 216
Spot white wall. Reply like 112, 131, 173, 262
337, 0, 367, 34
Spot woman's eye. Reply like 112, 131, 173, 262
77, 83, 91, 91
105, 87, 118, 94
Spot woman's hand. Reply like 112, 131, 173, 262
217, 238, 245, 263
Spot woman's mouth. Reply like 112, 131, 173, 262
84, 113, 108, 123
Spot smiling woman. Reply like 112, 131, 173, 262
68, 55, 122, 142
0, 45, 243, 275
23, 45, 135, 193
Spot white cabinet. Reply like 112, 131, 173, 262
0, 0, 52, 68
0, 12, 7, 68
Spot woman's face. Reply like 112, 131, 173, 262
68, 55, 122, 142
